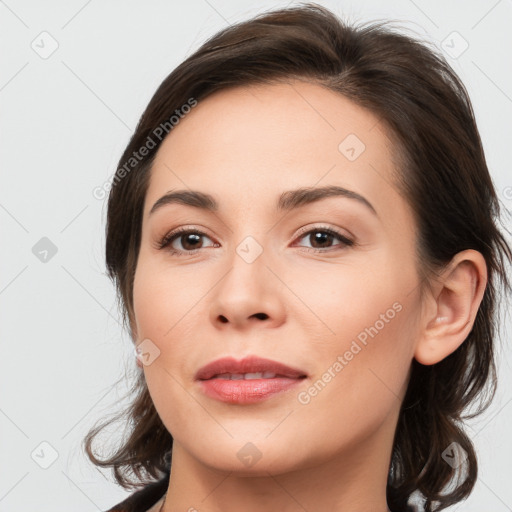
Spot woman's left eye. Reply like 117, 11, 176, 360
293, 227, 354, 252
157, 226, 354, 256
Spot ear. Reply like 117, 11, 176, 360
414, 249, 487, 365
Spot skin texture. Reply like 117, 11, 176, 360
132, 82, 487, 512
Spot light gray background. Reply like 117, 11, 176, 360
1, 1, 511, 511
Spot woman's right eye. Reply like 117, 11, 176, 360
158, 228, 217, 255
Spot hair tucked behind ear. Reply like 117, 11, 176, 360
83, 3, 512, 509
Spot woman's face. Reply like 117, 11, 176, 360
133, 81, 424, 475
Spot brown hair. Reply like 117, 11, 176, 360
83, 3, 512, 511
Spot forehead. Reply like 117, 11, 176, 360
145, 81, 402, 220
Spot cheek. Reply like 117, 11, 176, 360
132, 258, 204, 430
291, 316, 415, 461
288, 257, 417, 410
132, 255, 202, 341
132, 256, 210, 400
285, 254, 413, 347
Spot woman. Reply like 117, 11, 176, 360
83, 3, 512, 511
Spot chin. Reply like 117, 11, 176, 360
183, 436, 307, 476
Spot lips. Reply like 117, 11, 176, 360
195, 355, 308, 404
194, 355, 308, 381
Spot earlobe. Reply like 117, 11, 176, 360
414, 250, 487, 366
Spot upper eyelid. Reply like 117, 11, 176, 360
163, 225, 348, 239
160, 225, 353, 248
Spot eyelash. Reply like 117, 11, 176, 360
157, 225, 355, 256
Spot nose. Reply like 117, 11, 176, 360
209, 245, 286, 331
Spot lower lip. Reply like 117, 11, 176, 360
197, 377, 305, 404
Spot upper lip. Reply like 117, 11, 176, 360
195, 356, 308, 380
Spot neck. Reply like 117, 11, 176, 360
160, 417, 397, 512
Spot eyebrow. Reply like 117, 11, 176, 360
149, 185, 377, 217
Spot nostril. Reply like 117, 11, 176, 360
252, 313, 268, 320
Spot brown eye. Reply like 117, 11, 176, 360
294, 227, 354, 252
158, 228, 216, 254
175, 232, 203, 251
